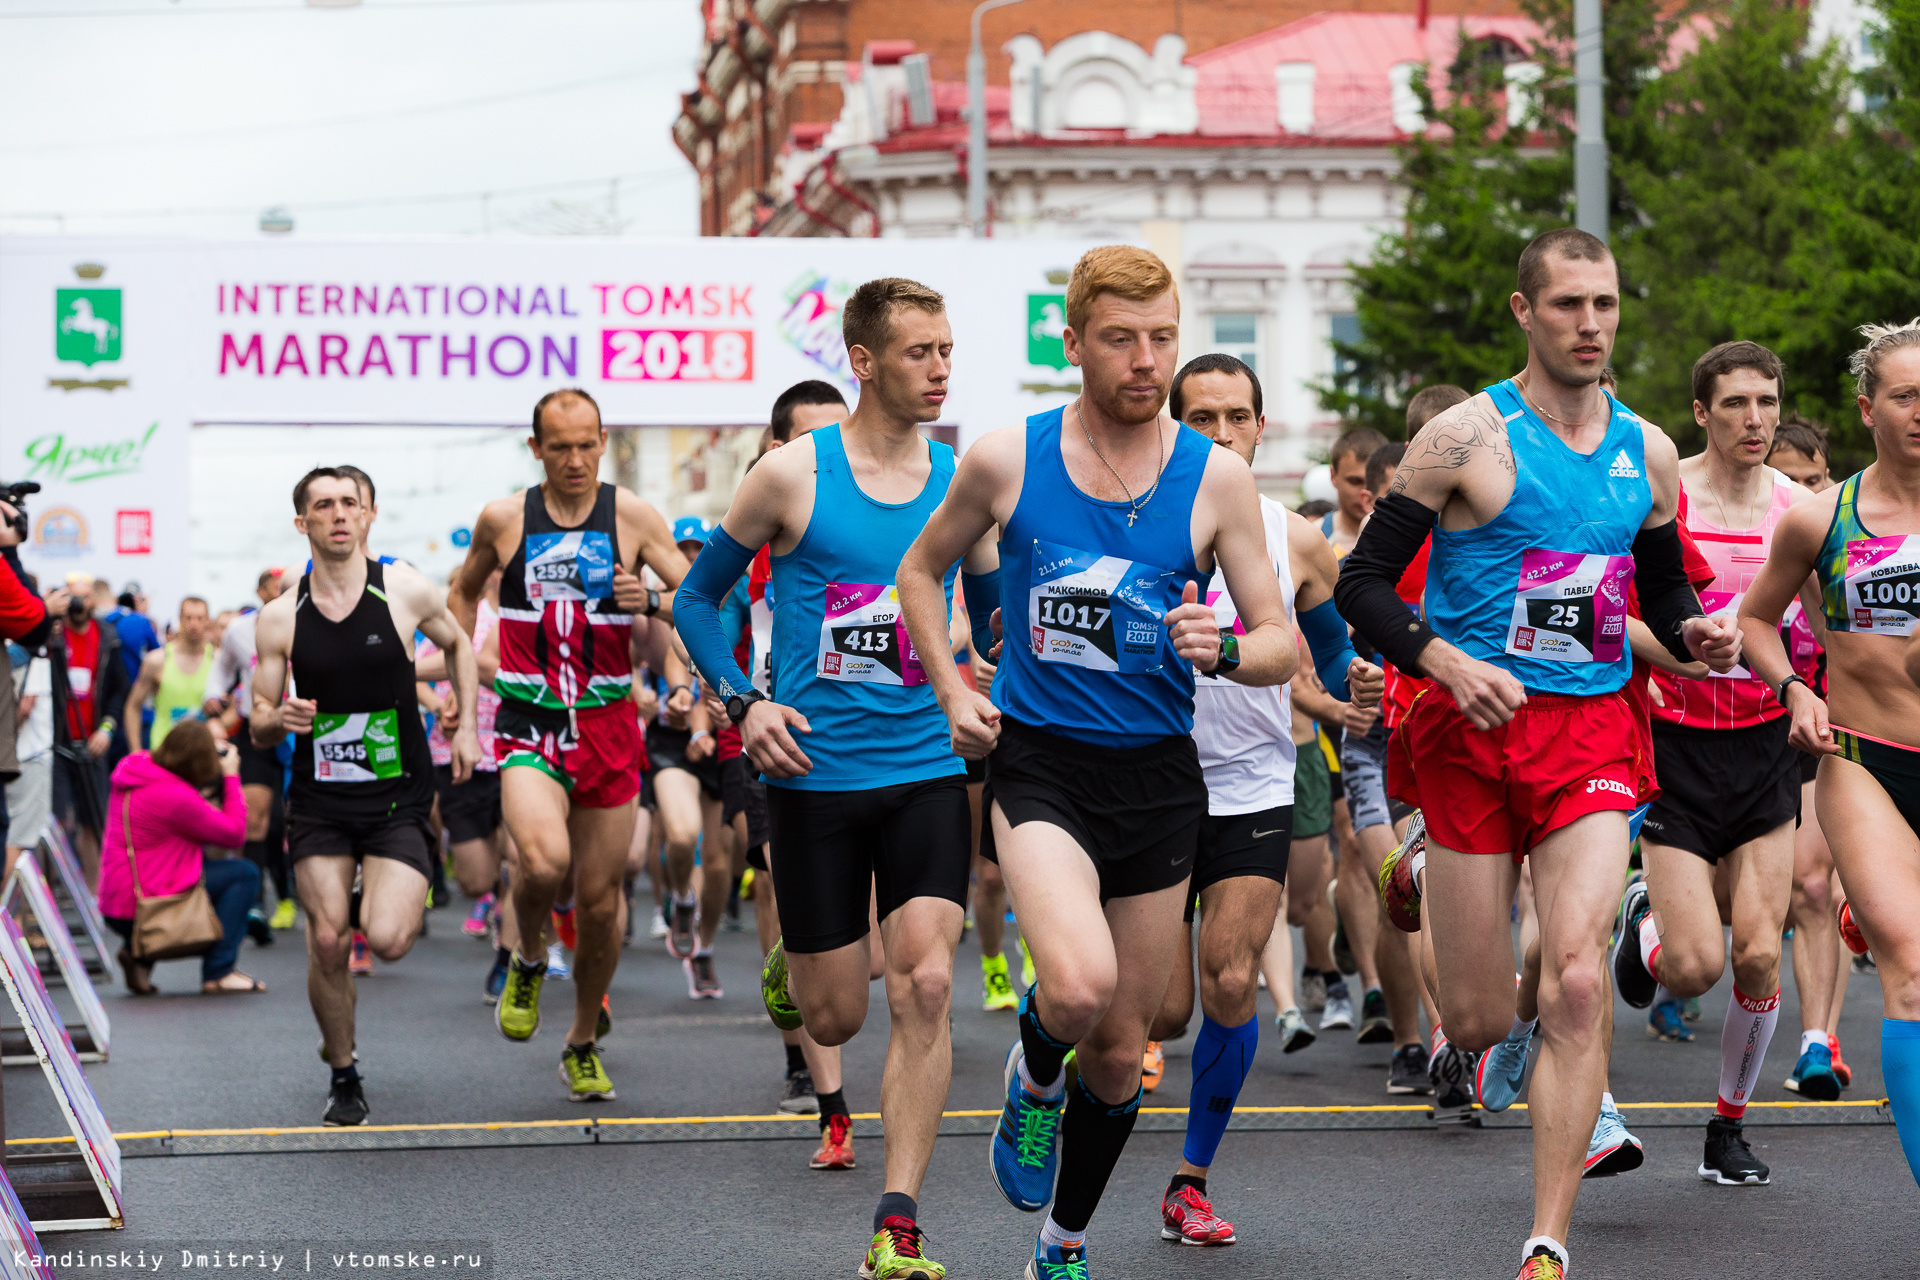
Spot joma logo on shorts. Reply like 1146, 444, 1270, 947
1585, 778, 1634, 797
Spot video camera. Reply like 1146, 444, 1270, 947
1, 480, 40, 539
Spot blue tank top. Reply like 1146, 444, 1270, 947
1425, 379, 1652, 697
993, 406, 1211, 746
768, 424, 962, 791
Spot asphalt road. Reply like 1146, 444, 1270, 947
16, 889, 1915, 1280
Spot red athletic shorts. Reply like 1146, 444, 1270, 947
1388, 686, 1655, 860
496, 699, 644, 809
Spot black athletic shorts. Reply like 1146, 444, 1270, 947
1641, 718, 1801, 864
721, 755, 770, 863
981, 717, 1204, 903
646, 724, 722, 800
287, 806, 437, 882
765, 775, 970, 954
1186, 805, 1294, 923
235, 732, 284, 789
965, 755, 987, 784
433, 765, 502, 845
1801, 748, 1821, 786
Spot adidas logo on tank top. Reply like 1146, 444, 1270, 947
1608, 449, 1640, 479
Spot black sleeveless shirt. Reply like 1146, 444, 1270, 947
288, 559, 435, 821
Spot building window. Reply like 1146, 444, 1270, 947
1329, 312, 1361, 380
1211, 312, 1260, 373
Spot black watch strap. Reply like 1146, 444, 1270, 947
644, 588, 661, 617
726, 689, 767, 724
1209, 631, 1241, 676
1776, 673, 1810, 704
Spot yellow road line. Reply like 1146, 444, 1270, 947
3, 1097, 1884, 1146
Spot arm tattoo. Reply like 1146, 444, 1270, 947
1388, 402, 1515, 496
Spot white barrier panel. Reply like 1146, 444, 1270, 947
38, 827, 113, 973
8, 859, 108, 1062
0, 912, 123, 1231
0, 1173, 59, 1280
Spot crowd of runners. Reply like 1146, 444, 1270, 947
144, 232, 1920, 1280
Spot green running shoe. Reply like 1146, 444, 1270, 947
982, 954, 1018, 1011
495, 952, 546, 1042
559, 1042, 615, 1102
762, 937, 803, 1031
1019, 937, 1036, 989
269, 898, 297, 930
859, 1216, 946, 1280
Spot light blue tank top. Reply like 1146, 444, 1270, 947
993, 407, 1211, 746
1425, 379, 1652, 697
768, 424, 962, 791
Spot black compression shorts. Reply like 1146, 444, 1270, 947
721, 755, 770, 864
765, 776, 970, 954
1185, 805, 1294, 923
981, 717, 1203, 903
647, 723, 723, 800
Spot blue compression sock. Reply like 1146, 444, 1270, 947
1182, 1014, 1259, 1169
1882, 1018, 1920, 1187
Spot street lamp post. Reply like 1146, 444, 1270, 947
967, 0, 1028, 237
1573, 0, 1607, 242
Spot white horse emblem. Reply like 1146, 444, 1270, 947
60, 297, 119, 355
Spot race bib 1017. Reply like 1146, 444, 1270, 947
1505, 548, 1632, 664
1844, 535, 1920, 636
815, 582, 926, 686
525, 531, 615, 605
313, 710, 404, 783
1028, 539, 1177, 674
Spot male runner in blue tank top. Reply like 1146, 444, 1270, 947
675, 278, 979, 1280
896, 246, 1298, 1280
1334, 228, 1742, 1280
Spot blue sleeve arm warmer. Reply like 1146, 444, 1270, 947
673, 524, 757, 700
961, 567, 1001, 659
1297, 597, 1357, 702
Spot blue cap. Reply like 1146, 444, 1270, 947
672, 516, 710, 547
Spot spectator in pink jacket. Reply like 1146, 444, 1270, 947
99, 720, 263, 994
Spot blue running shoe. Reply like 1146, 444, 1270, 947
1475, 1022, 1535, 1112
1647, 998, 1693, 1042
1583, 1096, 1644, 1178
1024, 1238, 1089, 1280
991, 1041, 1064, 1212
1784, 1041, 1841, 1101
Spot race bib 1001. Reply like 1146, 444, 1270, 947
1028, 539, 1177, 674
313, 710, 404, 783
1844, 535, 1920, 636
525, 531, 615, 605
1505, 548, 1632, 664
816, 582, 926, 686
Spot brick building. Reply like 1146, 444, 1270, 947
672, 0, 1529, 484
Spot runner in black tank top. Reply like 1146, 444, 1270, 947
288, 558, 435, 826
253, 468, 482, 1129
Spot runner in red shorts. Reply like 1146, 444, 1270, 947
1333, 228, 1742, 1280
450, 387, 689, 1103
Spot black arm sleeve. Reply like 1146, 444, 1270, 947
1632, 519, 1705, 664
1332, 492, 1442, 675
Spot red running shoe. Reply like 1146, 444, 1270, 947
1830, 1034, 1853, 1088
554, 906, 578, 952
1160, 1184, 1237, 1246
810, 1113, 856, 1170
1837, 900, 1869, 955
349, 932, 373, 975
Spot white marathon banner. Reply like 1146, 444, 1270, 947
0, 236, 1100, 614
2, 856, 109, 1062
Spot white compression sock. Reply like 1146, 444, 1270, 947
1637, 915, 1662, 982
1717, 986, 1781, 1118
1038, 1216, 1084, 1252
1801, 1027, 1827, 1054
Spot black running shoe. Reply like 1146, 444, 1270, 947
1429, 1041, 1480, 1126
1611, 878, 1659, 1010
1357, 988, 1394, 1044
246, 908, 274, 947
1698, 1116, 1769, 1185
324, 1076, 369, 1127
1387, 1042, 1431, 1095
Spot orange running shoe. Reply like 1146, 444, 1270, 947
554, 906, 578, 951
349, 932, 373, 975
1517, 1246, 1565, 1280
1830, 1034, 1853, 1088
1142, 1041, 1165, 1093
810, 1112, 856, 1170
1837, 900, 1869, 955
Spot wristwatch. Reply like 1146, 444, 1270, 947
643, 588, 661, 618
1207, 632, 1241, 678
726, 689, 768, 724
1775, 673, 1810, 705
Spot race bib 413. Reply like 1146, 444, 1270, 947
816, 583, 925, 686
